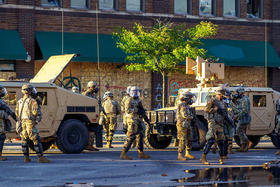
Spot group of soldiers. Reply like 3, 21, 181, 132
0, 80, 278, 164
0, 84, 50, 163
176, 86, 251, 165
78, 81, 150, 159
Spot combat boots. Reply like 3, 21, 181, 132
219, 156, 224, 165
185, 150, 195, 159
173, 139, 179, 147
237, 143, 248, 152
38, 156, 51, 163
138, 151, 151, 159
228, 144, 234, 154
200, 154, 210, 165
0, 153, 6, 161
24, 156, 31, 163
178, 152, 186, 161
107, 142, 113, 148
275, 150, 280, 155
120, 150, 132, 160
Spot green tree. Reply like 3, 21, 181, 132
114, 20, 217, 107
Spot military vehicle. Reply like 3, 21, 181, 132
2, 54, 102, 153
145, 57, 280, 150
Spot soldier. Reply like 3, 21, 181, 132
30, 86, 42, 123
223, 89, 239, 157
100, 91, 121, 148
200, 87, 227, 165
16, 84, 50, 163
121, 86, 131, 134
120, 86, 150, 160
176, 91, 195, 161
0, 85, 17, 161
275, 98, 280, 155
72, 86, 79, 93
82, 81, 99, 151
235, 87, 251, 152
83, 81, 98, 99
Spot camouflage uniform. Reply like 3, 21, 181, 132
120, 86, 150, 160
82, 85, 99, 151
224, 100, 239, 155
201, 88, 227, 165
176, 101, 194, 160
100, 92, 121, 148
16, 84, 50, 163
236, 90, 251, 152
0, 100, 8, 161
121, 93, 130, 133
276, 99, 280, 155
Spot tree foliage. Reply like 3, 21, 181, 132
113, 20, 217, 107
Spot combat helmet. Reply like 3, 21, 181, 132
0, 85, 7, 98
236, 87, 245, 95
87, 81, 97, 88
130, 86, 140, 98
180, 91, 195, 105
21, 84, 33, 95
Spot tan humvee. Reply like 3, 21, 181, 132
2, 54, 102, 153
145, 57, 280, 149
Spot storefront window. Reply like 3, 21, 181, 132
127, 0, 143, 12
174, 0, 191, 15
223, 0, 238, 17
199, 0, 215, 16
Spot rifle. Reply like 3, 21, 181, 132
0, 100, 16, 122
137, 103, 152, 133
190, 107, 198, 127
212, 99, 235, 128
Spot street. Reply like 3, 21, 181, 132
1, 136, 280, 187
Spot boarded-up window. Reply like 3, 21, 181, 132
126, 0, 143, 12
71, 0, 90, 9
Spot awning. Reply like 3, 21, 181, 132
35, 31, 126, 62
202, 39, 280, 67
0, 30, 27, 60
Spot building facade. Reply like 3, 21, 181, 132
0, 0, 280, 109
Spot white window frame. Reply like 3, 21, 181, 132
126, 0, 144, 12
71, 0, 90, 9
199, 0, 216, 16
246, 0, 263, 19
174, 0, 192, 15
99, 0, 117, 10
223, 0, 239, 17
41, 0, 61, 7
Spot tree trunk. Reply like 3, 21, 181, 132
161, 72, 167, 108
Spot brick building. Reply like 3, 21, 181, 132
0, 0, 280, 109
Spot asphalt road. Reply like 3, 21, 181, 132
1, 138, 280, 187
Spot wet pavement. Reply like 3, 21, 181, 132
1, 137, 280, 187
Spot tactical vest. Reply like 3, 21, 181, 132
18, 97, 33, 120
103, 99, 120, 115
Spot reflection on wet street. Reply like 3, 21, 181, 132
173, 166, 280, 186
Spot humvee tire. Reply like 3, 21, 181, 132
29, 140, 54, 152
144, 126, 173, 149
270, 132, 280, 149
56, 119, 89, 153
234, 135, 261, 148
